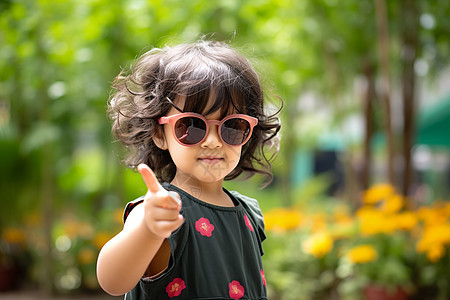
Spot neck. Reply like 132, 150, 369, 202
171, 171, 234, 207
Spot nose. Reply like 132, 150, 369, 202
201, 124, 222, 148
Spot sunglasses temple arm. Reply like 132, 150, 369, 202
158, 117, 169, 124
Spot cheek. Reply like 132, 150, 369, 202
163, 126, 173, 142
226, 147, 242, 167
167, 144, 195, 166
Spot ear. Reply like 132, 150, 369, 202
153, 126, 168, 150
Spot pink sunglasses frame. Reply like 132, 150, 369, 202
158, 112, 258, 147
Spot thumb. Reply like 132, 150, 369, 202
138, 164, 163, 193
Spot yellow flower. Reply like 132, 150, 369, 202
381, 194, 404, 213
430, 224, 450, 244
310, 213, 327, 232
395, 211, 418, 231
357, 207, 396, 235
346, 244, 378, 264
417, 206, 433, 222
363, 183, 395, 204
417, 224, 450, 247
416, 222, 450, 263
444, 203, 450, 217
417, 206, 447, 227
426, 244, 446, 262
302, 232, 333, 258
264, 208, 302, 232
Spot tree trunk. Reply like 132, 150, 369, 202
36, 22, 55, 295
41, 143, 54, 295
374, 0, 395, 186
362, 60, 376, 190
400, 0, 418, 203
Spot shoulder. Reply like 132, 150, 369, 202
229, 191, 261, 211
228, 191, 264, 225
229, 190, 267, 252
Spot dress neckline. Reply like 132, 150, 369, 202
162, 183, 243, 212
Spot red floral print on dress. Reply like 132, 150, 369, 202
244, 215, 254, 231
166, 278, 186, 298
195, 217, 215, 237
229, 280, 245, 299
261, 269, 266, 287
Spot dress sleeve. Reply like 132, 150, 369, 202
229, 191, 267, 253
123, 196, 144, 223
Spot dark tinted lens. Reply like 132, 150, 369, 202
221, 118, 251, 145
174, 117, 206, 145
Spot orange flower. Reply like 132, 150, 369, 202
2, 227, 26, 244
64, 220, 81, 239
114, 208, 124, 224
78, 248, 96, 265
62, 219, 94, 239
92, 231, 113, 250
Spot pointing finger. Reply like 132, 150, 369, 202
138, 163, 163, 193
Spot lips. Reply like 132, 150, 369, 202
198, 157, 224, 164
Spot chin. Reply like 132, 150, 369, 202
199, 174, 226, 183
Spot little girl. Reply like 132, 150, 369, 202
97, 40, 281, 299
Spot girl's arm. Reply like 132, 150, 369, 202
96, 205, 165, 295
96, 164, 184, 296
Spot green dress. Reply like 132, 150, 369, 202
123, 183, 267, 300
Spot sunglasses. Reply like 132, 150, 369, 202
158, 113, 258, 147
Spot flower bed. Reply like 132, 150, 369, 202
262, 184, 450, 300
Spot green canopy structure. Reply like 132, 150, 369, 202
416, 93, 450, 147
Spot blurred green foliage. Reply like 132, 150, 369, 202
1, 0, 450, 295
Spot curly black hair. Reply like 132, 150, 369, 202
108, 40, 281, 186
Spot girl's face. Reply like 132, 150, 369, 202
157, 97, 243, 190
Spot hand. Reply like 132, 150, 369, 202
138, 164, 184, 239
